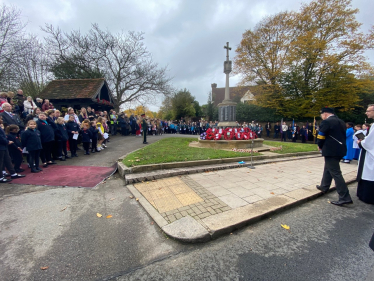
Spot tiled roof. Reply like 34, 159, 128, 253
212, 85, 259, 106
39, 78, 112, 101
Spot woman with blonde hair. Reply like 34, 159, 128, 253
78, 107, 88, 123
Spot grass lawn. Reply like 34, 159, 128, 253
263, 140, 318, 154
123, 137, 260, 166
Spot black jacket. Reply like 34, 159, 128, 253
55, 124, 69, 141
36, 119, 55, 143
65, 121, 80, 138
21, 128, 42, 151
6, 132, 22, 153
0, 111, 25, 131
317, 115, 347, 158
80, 128, 93, 142
0, 128, 9, 151
89, 126, 99, 140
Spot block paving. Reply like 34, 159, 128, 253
133, 157, 358, 224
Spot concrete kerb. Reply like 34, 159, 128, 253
118, 151, 320, 181
125, 171, 357, 243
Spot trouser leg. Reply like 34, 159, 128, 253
57, 141, 63, 157
323, 157, 352, 201
2, 150, 16, 175
10, 151, 23, 170
28, 150, 36, 169
43, 141, 53, 162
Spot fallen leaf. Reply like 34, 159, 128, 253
106, 215, 112, 219
270, 192, 275, 195
129, 196, 134, 199
136, 198, 139, 201
136, 159, 140, 162
146, 182, 149, 184
151, 221, 154, 225
96, 213, 103, 218
60, 206, 67, 212
110, 197, 116, 201
274, 177, 278, 179
40, 267, 48, 270
281, 224, 290, 230
307, 171, 311, 173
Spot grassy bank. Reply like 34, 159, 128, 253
263, 140, 318, 154
123, 137, 260, 166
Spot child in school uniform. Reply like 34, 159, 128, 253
89, 120, 100, 153
65, 114, 80, 157
36, 112, 57, 167
6, 125, 24, 173
80, 121, 92, 155
21, 120, 43, 173
55, 117, 69, 160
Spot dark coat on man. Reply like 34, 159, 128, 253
317, 115, 347, 158
36, 119, 55, 143
0, 111, 25, 131
21, 128, 42, 151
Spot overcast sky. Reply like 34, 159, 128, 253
2, 0, 373, 110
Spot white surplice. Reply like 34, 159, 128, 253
360, 124, 374, 181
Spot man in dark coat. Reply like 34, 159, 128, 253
1, 103, 25, 131
316, 107, 353, 206
141, 114, 148, 144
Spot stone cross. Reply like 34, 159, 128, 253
224, 42, 231, 61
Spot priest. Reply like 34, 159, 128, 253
356, 104, 374, 204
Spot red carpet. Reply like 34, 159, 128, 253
9, 164, 117, 188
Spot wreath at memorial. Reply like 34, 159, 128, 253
214, 133, 222, 140
223, 128, 235, 140
200, 132, 207, 140
235, 131, 244, 140
206, 131, 215, 140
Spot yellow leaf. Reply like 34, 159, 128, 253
136, 198, 139, 201
40, 266, 49, 270
60, 206, 67, 212
110, 198, 115, 201
106, 215, 112, 218
270, 192, 275, 195
281, 224, 290, 230
96, 213, 102, 218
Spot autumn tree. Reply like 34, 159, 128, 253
235, 0, 374, 118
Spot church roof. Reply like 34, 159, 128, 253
212, 85, 259, 106
39, 78, 115, 103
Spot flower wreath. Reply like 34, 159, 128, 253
206, 132, 215, 140
214, 133, 222, 140
223, 128, 235, 140
235, 131, 244, 140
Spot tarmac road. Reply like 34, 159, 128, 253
1, 134, 374, 280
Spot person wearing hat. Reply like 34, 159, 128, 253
141, 114, 148, 144
316, 107, 353, 206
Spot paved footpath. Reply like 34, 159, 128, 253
128, 157, 358, 242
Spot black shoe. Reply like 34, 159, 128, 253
91, 150, 95, 153
74, 154, 78, 157
0, 178, 12, 183
48, 161, 57, 165
31, 169, 40, 173
64, 155, 71, 159
84, 152, 90, 155
59, 157, 66, 161
11, 174, 26, 179
15, 168, 25, 173
3, 172, 10, 177
43, 163, 48, 167
316, 185, 328, 194
330, 200, 353, 206
143, 142, 148, 144
36, 167, 43, 171
76, 147, 81, 150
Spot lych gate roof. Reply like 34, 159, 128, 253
39, 78, 114, 103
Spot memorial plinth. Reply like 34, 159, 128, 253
197, 138, 264, 150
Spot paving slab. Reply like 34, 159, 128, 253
125, 157, 358, 243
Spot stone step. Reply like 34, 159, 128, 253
124, 154, 320, 185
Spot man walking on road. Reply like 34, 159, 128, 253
316, 107, 353, 206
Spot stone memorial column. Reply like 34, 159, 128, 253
217, 42, 237, 127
